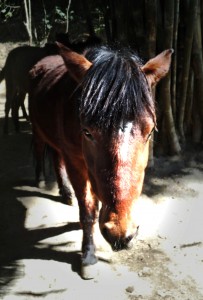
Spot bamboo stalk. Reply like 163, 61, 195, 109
82, 0, 95, 36
144, 0, 157, 166
66, 0, 72, 33
161, 0, 181, 154
184, 69, 194, 136
191, 1, 203, 143
178, 0, 198, 141
171, 0, 179, 121
23, 0, 32, 45
192, 81, 202, 143
192, 1, 203, 119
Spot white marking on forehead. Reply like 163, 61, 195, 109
119, 122, 133, 161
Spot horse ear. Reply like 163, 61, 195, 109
56, 42, 92, 82
141, 49, 174, 87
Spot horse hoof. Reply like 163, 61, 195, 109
67, 198, 74, 206
37, 180, 46, 189
81, 264, 99, 280
60, 187, 73, 205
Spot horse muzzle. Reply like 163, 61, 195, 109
101, 225, 139, 252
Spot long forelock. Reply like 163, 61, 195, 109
79, 46, 155, 130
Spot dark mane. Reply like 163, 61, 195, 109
80, 46, 155, 130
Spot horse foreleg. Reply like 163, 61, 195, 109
32, 133, 46, 187
3, 99, 10, 134
3, 87, 13, 134
52, 150, 73, 205
64, 157, 99, 278
11, 93, 20, 133
21, 102, 29, 121
79, 191, 99, 279
18, 91, 29, 121
80, 190, 99, 280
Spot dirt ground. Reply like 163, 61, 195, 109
0, 43, 203, 300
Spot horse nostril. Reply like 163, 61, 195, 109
113, 227, 139, 251
101, 224, 139, 251
124, 234, 135, 249
111, 235, 134, 251
126, 225, 139, 243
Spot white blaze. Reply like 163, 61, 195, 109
119, 122, 133, 161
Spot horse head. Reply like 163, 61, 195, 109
58, 43, 173, 251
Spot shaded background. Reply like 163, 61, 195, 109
0, 0, 203, 158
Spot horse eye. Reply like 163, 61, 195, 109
147, 128, 155, 141
82, 128, 93, 140
148, 132, 152, 140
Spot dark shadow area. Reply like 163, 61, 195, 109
13, 182, 69, 204
0, 262, 21, 297
0, 23, 28, 42
0, 187, 82, 297
143, 148, 203, 198
0, 121, 82, 297
15, 289, 68, 298
0, 115, 31, 136
143, 159, 191, 198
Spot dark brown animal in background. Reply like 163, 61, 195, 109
0, 34, 101, 134
55, 33, 102, 53
0, 43, 58, 134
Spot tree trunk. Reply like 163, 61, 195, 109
192, 81, 202, 144
111, 0, 145, 50
109, 0, 118, 41
171, 0, 180, 121
184, 69, 194, 137
191, 1, 203, 143
145, 0, 157, 57
159, 0, 181, 154
178, 0, 198, 141
23, 0, 32, 45
192, 1, 203, 119
144, 0, 157, 166
82, 0, 95, 36
65, 0, 72, 33
103, 0, 112, 42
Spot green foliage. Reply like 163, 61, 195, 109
53, 6, 75, 23
69, 10, 75, 21
0, 1, 20, 23
94, 7, 105, 34
54, 6, 66, 22
39, 5, 75, 42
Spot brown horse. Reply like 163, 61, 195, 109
0, 43, 59, 134
0, 35, 101, 134
29, 43, 173, 278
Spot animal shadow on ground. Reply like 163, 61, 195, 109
0, 117, 82, 296
142, 149, 203, 198
0, 190, 82, 296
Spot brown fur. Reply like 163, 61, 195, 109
29, 45, 172, 278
